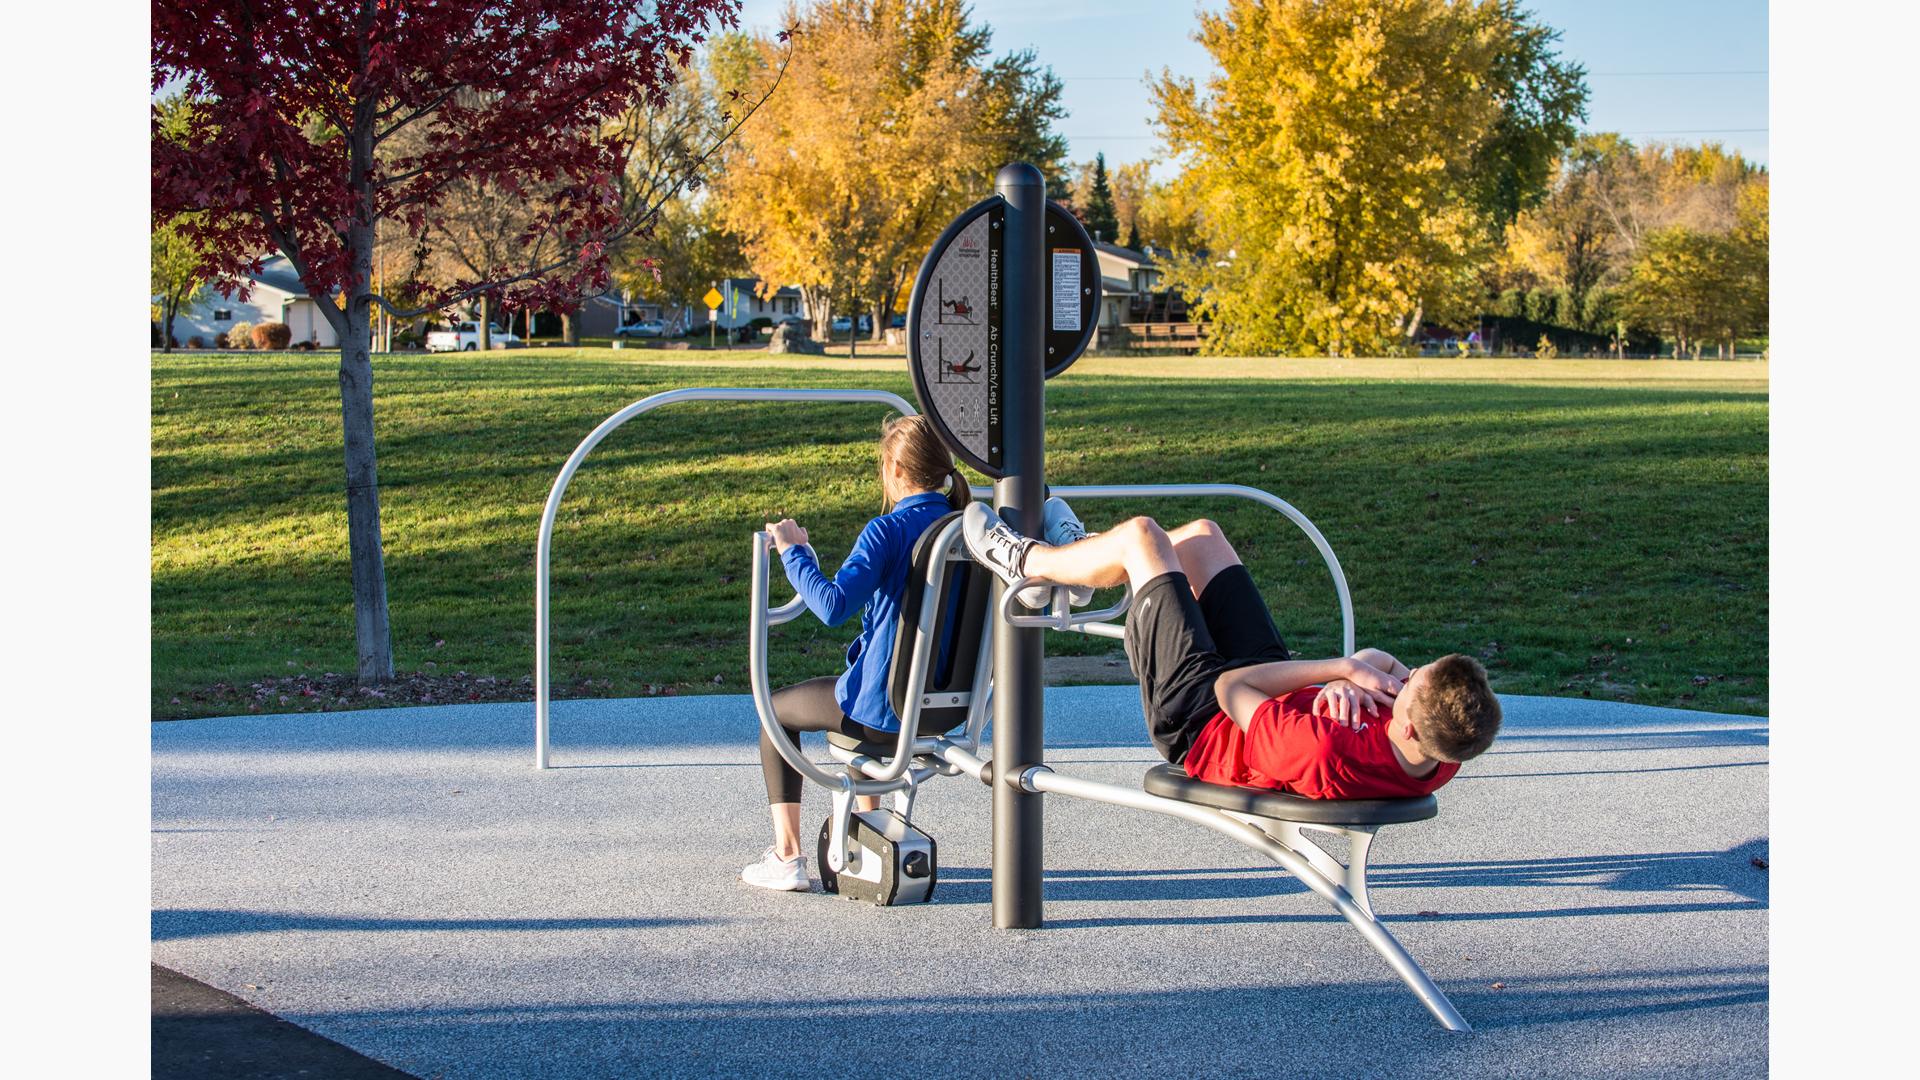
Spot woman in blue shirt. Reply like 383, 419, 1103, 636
743, 414, 957, 892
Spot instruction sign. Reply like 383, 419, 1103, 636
1040, 201, 1100, 378
702, 286, 724, 311
909, 196, 1004, 477
908, 196, 1103, 477
1051, 250, 1081, 332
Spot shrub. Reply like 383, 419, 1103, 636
187, 335, 205, 348
226, 321, 255, 350
251, 321, 293, 350
1536, 333, 1559, 360
213, 330, 231, 349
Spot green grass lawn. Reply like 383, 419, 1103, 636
152, 349, 1768, 718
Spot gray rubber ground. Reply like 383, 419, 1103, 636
153, 688, 1767, 1078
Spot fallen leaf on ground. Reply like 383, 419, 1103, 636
1490, 982, 1506, 990
1417, 910, 1442, 917
1750, 856, 1768, 869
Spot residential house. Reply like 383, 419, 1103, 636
1092, 241, 1187, 328
713, 278, 808, 331
160, 254, 343, 347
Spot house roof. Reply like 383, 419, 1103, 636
721, 276, 802, 298
1093, 240, 1154, 267
246, 254, 308, 299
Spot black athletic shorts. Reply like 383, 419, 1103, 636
1123, 564, 1289, 764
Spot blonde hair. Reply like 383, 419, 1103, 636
1409, 654, 1502, 763
878, 414, 954, 509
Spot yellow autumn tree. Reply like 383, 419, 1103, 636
714, 0, 1065, 343
1151, 0, 1585, 356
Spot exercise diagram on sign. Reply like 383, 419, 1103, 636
912, 203, 1001, 471
937, 278, 978, 325
936, 339, 980, 383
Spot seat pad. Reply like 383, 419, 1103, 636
1142, 763, 1438, 826
826, 729, 955, 758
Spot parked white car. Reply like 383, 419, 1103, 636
426, 322, 523, 352
614, 319, 668, 338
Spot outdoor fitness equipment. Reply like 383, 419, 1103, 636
532, 164, 1471, 1031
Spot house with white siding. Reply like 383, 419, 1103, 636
160, 254, 343, 348
713, 277, 807, 331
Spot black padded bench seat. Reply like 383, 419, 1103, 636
826, 730, 940, 757
1142, 764, 1438, 826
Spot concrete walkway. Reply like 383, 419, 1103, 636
153, 689, 1768, 1078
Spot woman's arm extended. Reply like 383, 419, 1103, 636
777, 520, 885, 627
1214, 658, 1404, 732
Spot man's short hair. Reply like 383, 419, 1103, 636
1411, 654, 1501, 763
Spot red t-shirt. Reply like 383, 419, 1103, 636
1183, 687, 1459, 800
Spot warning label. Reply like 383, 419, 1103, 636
1051, 248, 1081, 332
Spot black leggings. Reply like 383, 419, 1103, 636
760, 677, 893, 803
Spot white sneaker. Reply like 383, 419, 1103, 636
1042, 498, 1096, 608
963, 503, 1050, 608
741, 848, 810, 892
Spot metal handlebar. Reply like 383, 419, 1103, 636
997, 578, 1132, 630
748, 517, 976, 794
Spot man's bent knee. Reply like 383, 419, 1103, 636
1169, 518, 1225, 543
1115, 516, 1170, 545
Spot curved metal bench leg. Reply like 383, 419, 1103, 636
1343, 828, 1378, 921
1026, 768, 1471, 1031
1249, 827, 1464, 1031
1232, 816, 1380, 922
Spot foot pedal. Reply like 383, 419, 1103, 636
817, 810, 937, 905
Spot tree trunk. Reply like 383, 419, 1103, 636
479, 294, 493, 351
161, 297, 176, 353
562, 310, 578, 346
337, 295, 395, 684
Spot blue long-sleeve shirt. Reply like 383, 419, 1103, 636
779, 491, 951, 732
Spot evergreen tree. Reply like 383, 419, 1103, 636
1084, 153, 1119, 242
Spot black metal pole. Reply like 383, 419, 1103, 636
992, 161, 1046, 929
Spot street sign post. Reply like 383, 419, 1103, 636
704, 286, 724, 349
905, 163, 1100, 929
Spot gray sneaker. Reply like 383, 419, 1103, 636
963, 503, 1049, 608
1042, 497, 1096, 607
741, 848, 810, 892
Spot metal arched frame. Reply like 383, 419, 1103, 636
535, 392, 1357, 769
535, 388, 920, 769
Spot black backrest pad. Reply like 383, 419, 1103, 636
887, 510, 991, 735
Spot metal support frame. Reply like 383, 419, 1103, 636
530, 385, 1459, 1028
992, 162, 1048, 930
534, 387, 918, 768
1017, 764, 1470, 1031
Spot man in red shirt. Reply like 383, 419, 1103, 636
965, 502, 1502, 799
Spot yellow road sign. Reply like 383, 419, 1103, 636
703, 287, 724, 310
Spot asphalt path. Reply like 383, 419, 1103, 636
152, 688, 1768, 1078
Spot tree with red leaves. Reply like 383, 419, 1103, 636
152, 1, 787, 683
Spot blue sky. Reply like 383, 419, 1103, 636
730, 0, 1769, 170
